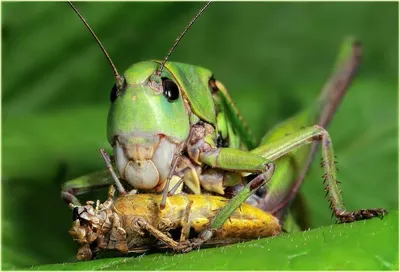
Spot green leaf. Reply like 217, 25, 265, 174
32, 212, 398, 270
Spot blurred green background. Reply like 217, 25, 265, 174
2, 2, 398, 269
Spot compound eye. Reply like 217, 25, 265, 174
110, 83, 118, 103
162, 77, 180, 102
72, 207, 80, 221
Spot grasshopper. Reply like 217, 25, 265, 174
69, 167, 280, 260
62, 1, 386, 236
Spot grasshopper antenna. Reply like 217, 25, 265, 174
156, 1, 212, 76
68, 1, 123, 89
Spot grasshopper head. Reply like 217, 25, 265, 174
69, 202, 113, 260
68, 1, 211, 193
107, 61, 190, 192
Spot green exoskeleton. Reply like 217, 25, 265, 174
62, 1, 386, 235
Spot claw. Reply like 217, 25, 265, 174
174, 240, 193, 253
336, 208, 388, 223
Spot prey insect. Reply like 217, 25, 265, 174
62, 1, 387, 250
70, 164, 279, 260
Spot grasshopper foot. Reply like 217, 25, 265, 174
174, 238, 204, 253
174, 240, 194, 253
335, 208, 388, 223
174, 229, 213, 253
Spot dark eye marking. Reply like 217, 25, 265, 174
162, 77, 180, 102
110, 83, 118, 103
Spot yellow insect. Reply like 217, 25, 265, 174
69, 185, 281, 260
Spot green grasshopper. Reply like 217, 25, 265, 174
62, 1, 386, 235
